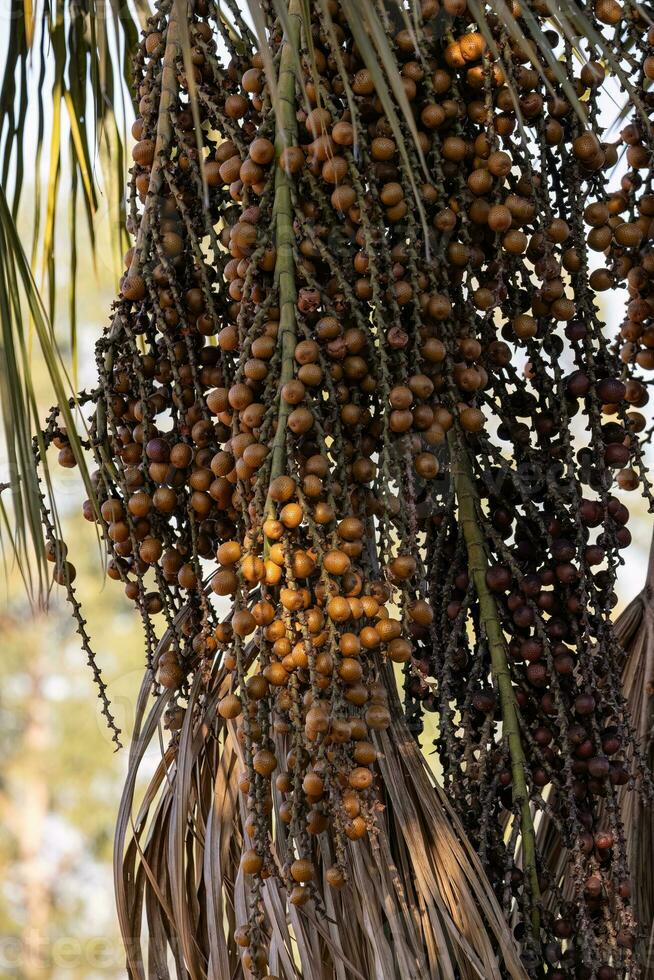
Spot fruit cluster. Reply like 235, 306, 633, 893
37, 0, 654, 975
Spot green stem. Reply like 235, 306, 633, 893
449, 429, 541, 939
264, 0, 302, 544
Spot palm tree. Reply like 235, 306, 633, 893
2, 0, 654, 976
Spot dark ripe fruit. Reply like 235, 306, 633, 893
587, 756, 610, 779
553, 918, 573, 939
472, 691, 496, 713
584, 874, 602, 898
486, 564, 512, 592
566, 370, 591, 398
415, 452, 439, 478
58, 446, 77, 468
526, 663, 548, 687
521, 638, 542, 662
594, 830, 614, 850
146, 437, 169, 462
604, 443, 630, 467
597, 377, 626, 403
53, 560, 77, 585
601, 730, 621, 755
579, 498, 603, 526
574, 694, 596, 716
610, 764, 629, 786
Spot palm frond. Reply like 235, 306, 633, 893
116, 623, 527, 979
0, 184, 99, 598
0, 0, 146, 593
611, 541, 654, 975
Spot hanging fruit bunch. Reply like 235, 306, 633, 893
34, 0, 654, 976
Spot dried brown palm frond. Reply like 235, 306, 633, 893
610, 539, 654, 976
116, 608, 527, 979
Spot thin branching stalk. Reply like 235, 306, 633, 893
450, 429, 541, 937
264, 0, 301, 531
129, 2, 183, 279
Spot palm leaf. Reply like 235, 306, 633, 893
0, 184, 104, 589
609, 539, 654, 975
0, 0, 146, 590
115, 616, 527, 979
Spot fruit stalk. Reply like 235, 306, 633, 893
265, 0, 302, 525
128, 1, 183, 278
449, 429, 541, 936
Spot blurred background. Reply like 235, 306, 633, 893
1, 19, 653, 980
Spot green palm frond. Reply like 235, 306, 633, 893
0, 184, 98, 599
0, 0, 147, 596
